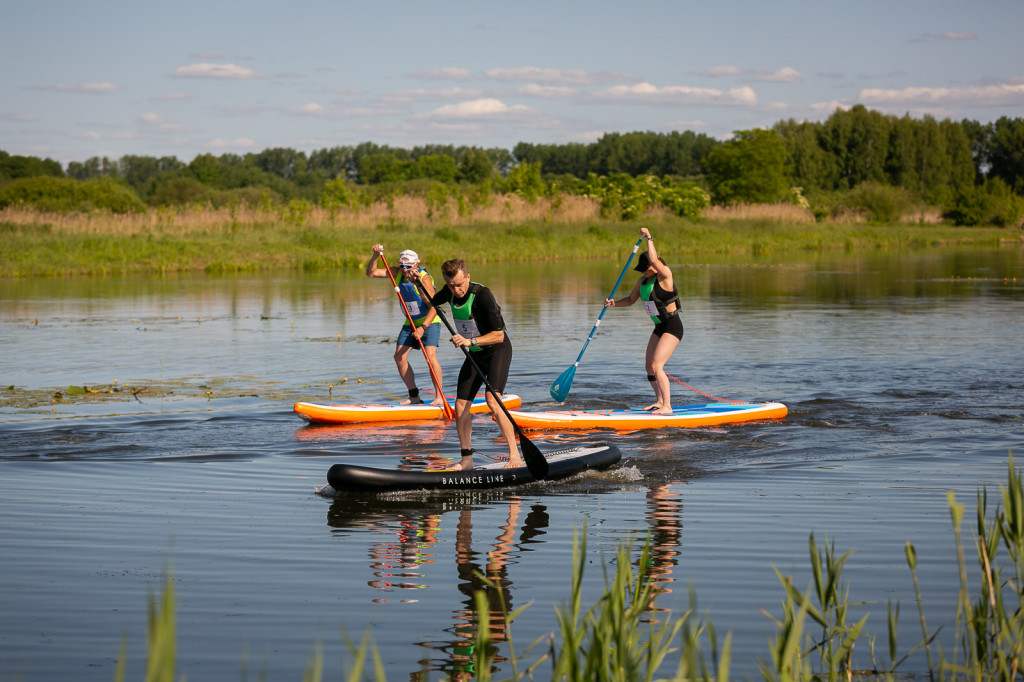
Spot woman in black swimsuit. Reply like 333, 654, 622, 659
604, 227, 683, 415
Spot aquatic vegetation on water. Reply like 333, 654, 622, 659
120, 455, 1024, 681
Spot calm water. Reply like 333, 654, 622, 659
1, 247, 1023, 681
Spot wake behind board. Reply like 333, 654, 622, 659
294, 393, 522, 425
508, 401, 787, 430
326, 443, 621, 493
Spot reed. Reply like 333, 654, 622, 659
119, 457, 1024, 681
2, 201, 1018, 277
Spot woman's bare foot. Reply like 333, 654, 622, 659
429, 398, 445, 407
504, 458, 524, 469
399, 396, 424, 405
651, 406, 673, 415
643, 403, 662, 411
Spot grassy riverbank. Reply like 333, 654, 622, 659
2, 199, 1020, 277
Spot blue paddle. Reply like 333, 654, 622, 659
550, 236, 644, 402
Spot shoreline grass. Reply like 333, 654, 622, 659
2, 200, 1020, 278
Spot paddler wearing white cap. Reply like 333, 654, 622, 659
366, 244, 444, 405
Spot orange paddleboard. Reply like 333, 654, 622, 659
294, 394, 522, 425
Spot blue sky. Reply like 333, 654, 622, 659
2, 0, 1021, 165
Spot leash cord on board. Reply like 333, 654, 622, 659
665, 373, 736, 403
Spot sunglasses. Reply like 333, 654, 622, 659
400, 263, 415, 270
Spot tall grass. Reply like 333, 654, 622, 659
2, 199, 1017, 277
117, 455, 1024, 681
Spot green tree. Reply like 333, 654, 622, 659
0, 151, 64, 180
775, 119, 837, 192
703, 128, 789, 205
457, 148, 496, 184
358, 154, 410, 184
409, 154, 457, 183
988, 117, 1024, 194
188, 153, 222, 186
500, 161, 545, 201
819, 105, 891, 189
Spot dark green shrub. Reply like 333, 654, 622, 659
0, 176, 145, 213
841, 182, 912, 223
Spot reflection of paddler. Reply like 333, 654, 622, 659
643, 483, 683, 610
367, 511, 442, 592
439, 497, 549, 680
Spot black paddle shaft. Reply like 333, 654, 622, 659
414, 280, 548, 480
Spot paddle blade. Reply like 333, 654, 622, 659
520, 435, 549, 479
550, 365, 576, 402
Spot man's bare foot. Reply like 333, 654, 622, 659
504, 458, 524, 469
643, 403, 662, 411
399, 397, 424, 405
429, 398, 445, 407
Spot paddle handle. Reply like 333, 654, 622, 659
572, 236, 644, 365
379, 252, 455, 420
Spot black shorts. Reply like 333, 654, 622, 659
653, 315, 684, 340
456, 341, 512, 399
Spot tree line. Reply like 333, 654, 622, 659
1, 107, 1022, 226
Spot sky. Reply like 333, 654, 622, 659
1, 0, 1021, 166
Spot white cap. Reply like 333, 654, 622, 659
398, 249, 419, 265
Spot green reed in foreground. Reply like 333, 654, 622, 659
120, 455, 1024, 681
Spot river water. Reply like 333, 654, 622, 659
1, 247, 1022, 680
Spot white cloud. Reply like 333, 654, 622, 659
153, 92, 195, 101
83, 131, 101, 140
377, 87, 482, 104
589, 82, 758, 106
810, 100, 849, 114
418, 98, 536, 120
172, 63, 264, 79
858, 82, 1024, 107
700, 66, 801, 83
910, 31, 978, 42
758, 67, 802, 83
137, 112, 195, 134
665, 119, 706, 129
31, 82, 119, 93
208, 138, 256, 149
484, 67, 637, 86
702, 65, 742, 77
569, 129, 607, 143
294, 102, 327, 115
516, 84, 578, 98
407, 67, 473, 81
220, 105, 280, 117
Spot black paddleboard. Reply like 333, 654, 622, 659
326, 443, 621, 493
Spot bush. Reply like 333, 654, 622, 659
841, 182, 912, 223
944, 178, 1024, 227
0, 176, 145, 213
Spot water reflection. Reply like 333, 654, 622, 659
643, 483, 684, 612
326, 494, 548, 679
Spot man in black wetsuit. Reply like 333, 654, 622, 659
420, 258, 523, 471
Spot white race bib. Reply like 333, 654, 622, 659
454, 318, 481, 338
642, 300, 659, 317
405, 300, 421, 317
